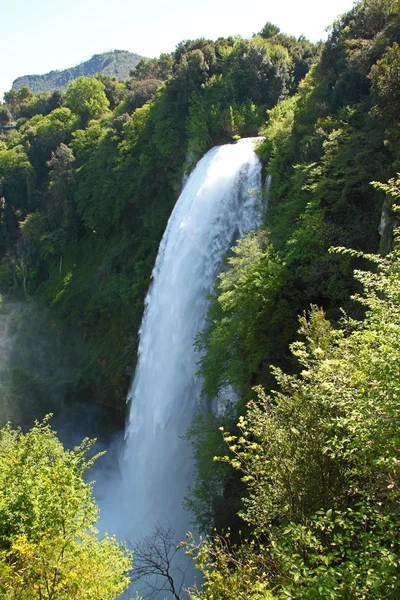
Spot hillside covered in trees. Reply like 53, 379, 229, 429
0, 20, 321, 418
11, 50, 147, 94
0, 0, 399, 597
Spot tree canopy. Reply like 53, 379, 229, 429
0, 417, 132, 599
0, 2, 399, 596
188, 181, 400, 599
66, 77, 110, 125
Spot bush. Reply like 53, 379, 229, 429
0, 417, 132, 599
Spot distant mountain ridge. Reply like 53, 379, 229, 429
12, 50, 148, 94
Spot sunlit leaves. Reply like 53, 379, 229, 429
0, 417, 132, 599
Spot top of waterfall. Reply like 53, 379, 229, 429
234, 136, 264, 144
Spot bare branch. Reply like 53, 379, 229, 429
130, 524, 191, 600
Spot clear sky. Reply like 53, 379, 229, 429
1, 0, 356, 101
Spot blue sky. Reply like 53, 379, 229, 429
1, 0, 356, 100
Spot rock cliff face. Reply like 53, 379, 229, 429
12, 50, 147, 93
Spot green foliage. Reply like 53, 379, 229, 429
370, 41, 400, 157
31, 72, 192, 405
257, 21, 322, 91
0, 266, 13, 293
190, 206, 354, 532
0, 144, 35, 250
319, 0, 400, 111
119, 78, 162, 113
66, 77, 110, 126
0, 300, 102, 427
69, 119, 104, 165
370, 41, 400, 124
0, 417, 132, 599
130, 53, 173, 81
197, 231, 284, 401
186, 533, 275, 600
18, 143, 80, 282
0, 106, 12, 126
179, 35, 293, 166
1, 0, 399, 461
257, 0, 400, 253
46, 143, 78, 244
258, 95, 297, 164
188, 5, 400, 587
4, 87, 34, 120
95, 75, 126, 111
18, 108, 77, 180
186, 74, 263, 167
224, 38, 289, 106
3, 88, 66, 122
183, 9, 399, 527
0, 28, 306, 415
184, 402, 245, 533
194, 213, 400, 598
35, 232, 147, 405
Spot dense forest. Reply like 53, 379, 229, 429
0, 0, 399, 597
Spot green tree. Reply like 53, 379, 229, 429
45, 143, 80, 253
19, 108, 77, 179
370, 41, 400, 150
0, 106, 12, 126
123, 79, 163, 113
95, 74, 125, 110
189, 229, 400, 597
258, 22, 321, 90
186, 533, 275, 600
130, 54, 173, 81
66, 77, 110, 125
197, 230, 284, 401
197, 197, 400, 598
259, 22, 281, 40
0, 417, 132, 599
3, 87, 34, 120
0, 144, 35, 250
17, 144, 80, 291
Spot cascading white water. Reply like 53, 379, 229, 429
99, 138, 263, 596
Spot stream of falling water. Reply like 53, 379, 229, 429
99, 138, 263, 597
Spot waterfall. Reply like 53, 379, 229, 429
99, 138, 263, 596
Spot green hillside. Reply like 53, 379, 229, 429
0, 0, 400, 595
12, 50, 147, 93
